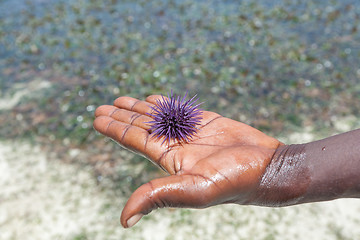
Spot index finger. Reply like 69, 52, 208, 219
93, 115, 164, 161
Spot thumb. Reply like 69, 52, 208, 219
120, 174, 215, 228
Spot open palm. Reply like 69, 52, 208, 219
94, 95, 282, 227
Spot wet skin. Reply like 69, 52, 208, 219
93, 95, 360, 228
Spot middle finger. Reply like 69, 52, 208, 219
95, 105, 153, 130
114, 96, 155, 115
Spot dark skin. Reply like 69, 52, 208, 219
93, 95, 360, 228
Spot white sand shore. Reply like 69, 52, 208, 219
1, 139, 360, 240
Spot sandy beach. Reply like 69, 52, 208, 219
1, 137, 360, 240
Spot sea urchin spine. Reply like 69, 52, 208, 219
146, 91, 203, 145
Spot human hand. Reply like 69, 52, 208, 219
93, 95, 282, 228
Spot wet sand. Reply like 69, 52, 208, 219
1, 138, 360, 240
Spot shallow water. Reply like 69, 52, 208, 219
1, 0, 360, 144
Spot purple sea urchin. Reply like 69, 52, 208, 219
147, 91, 203, 145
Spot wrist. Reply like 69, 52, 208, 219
251, 129, 360, 207
251, 144, 310, 206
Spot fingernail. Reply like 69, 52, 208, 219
126, 214, 143, 228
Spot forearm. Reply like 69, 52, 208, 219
253, 128, 360, 206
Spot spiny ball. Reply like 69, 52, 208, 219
147, 91, 203, 145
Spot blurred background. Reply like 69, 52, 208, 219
1, 0, 360, 239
